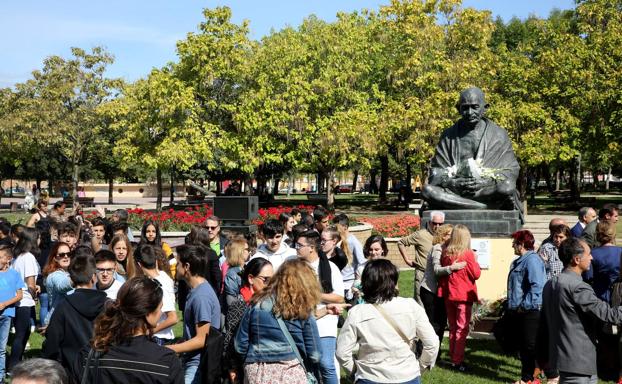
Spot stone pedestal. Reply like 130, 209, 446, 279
421, 209, 521, 238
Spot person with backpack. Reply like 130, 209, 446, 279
42, 252, 108, 368
71, 277, 183, 384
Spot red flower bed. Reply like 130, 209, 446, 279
358, 214, 420, 238
126, 204, 214, 231
253, 204, 315, 226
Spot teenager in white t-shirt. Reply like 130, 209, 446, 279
296, 230, 345, 384
135, 244, 178, 345
9, 228, 40, 369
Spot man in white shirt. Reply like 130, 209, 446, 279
296, 230, 344, 384
250, 219, 296, 271
94, 251, 123, 300
135, 244, 178, 345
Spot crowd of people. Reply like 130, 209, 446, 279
0, 200, 621, 384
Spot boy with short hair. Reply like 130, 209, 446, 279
250, 219, 296, 270
90, 217, 107, 252
0, 244, 24, 381
42, 253, 108, 368
168, 244, 221, 384
94, 250, 123, 299
56, 222, 78, 250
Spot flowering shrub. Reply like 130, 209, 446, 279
253, 204, 315, 226
358, 214, 420, 238
126, 205, 214, 231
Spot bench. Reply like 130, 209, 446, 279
63, 196, 95, 208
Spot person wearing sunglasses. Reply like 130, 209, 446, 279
223, 257, 274, 383
41, 242, 73, 326
398, 210, 445, 304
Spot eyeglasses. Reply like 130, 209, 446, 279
204, 226, 219, 230
55, 252, 71, 259
295, 242, 309, 250
256, 276, 270, 284
320, 239, 335, 244
430, 222, 444, 226
96, 268, 115, 275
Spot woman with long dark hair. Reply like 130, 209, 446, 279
8, 227, 40, 369
139, 220, 174, 277
71, 277, 183, 383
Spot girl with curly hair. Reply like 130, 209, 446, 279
235, 258, 322, 384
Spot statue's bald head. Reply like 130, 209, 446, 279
459, 87, 486, 106
456, 87, 488, 125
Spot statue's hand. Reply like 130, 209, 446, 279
446, 177, 473, 194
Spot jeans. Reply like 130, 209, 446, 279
558, 372, 597, 384
0, 315, 12, 380
319, 336, 338, 384
445, 300, 472, 365
357, 377, 420, 384
9, 306, 32, 369
38, 292, 49, 327
184, 362, 201, 384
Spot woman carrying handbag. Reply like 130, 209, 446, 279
234, 259, 322, 384
336, 259, 439, 384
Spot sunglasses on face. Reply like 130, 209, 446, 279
204, 226, 218, 230
55, 252, 71, 259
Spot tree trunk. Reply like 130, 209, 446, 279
327, 169, 336, 210
352, 169, 359, 193
274, 178, 281, 196
570, 155, 580, 200
108, 177, 114, 204
555, 168, 561, 191
369, 169, 378, 194
405, 163, 412, 203
517, 166, 527, 201
169, 167, 175, 206
156, 167, 163, 211
71, 160, 79, 201
606, 167, 612, 190
379, 155, 389, 202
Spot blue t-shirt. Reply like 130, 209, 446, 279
183, 281, 221, 366
0, 268, 26, 317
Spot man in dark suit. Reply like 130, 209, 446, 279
570, 207, 597, 238
542, 237, 622, 383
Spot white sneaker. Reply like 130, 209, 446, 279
25, 341, 30, 351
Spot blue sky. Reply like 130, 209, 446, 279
0, 0, 574, 87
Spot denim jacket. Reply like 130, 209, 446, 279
507, 250, 546, 311
234, 297, 321, 369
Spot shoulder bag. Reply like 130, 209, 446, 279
372, 303, 415, 351
275, 316, 319, 384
